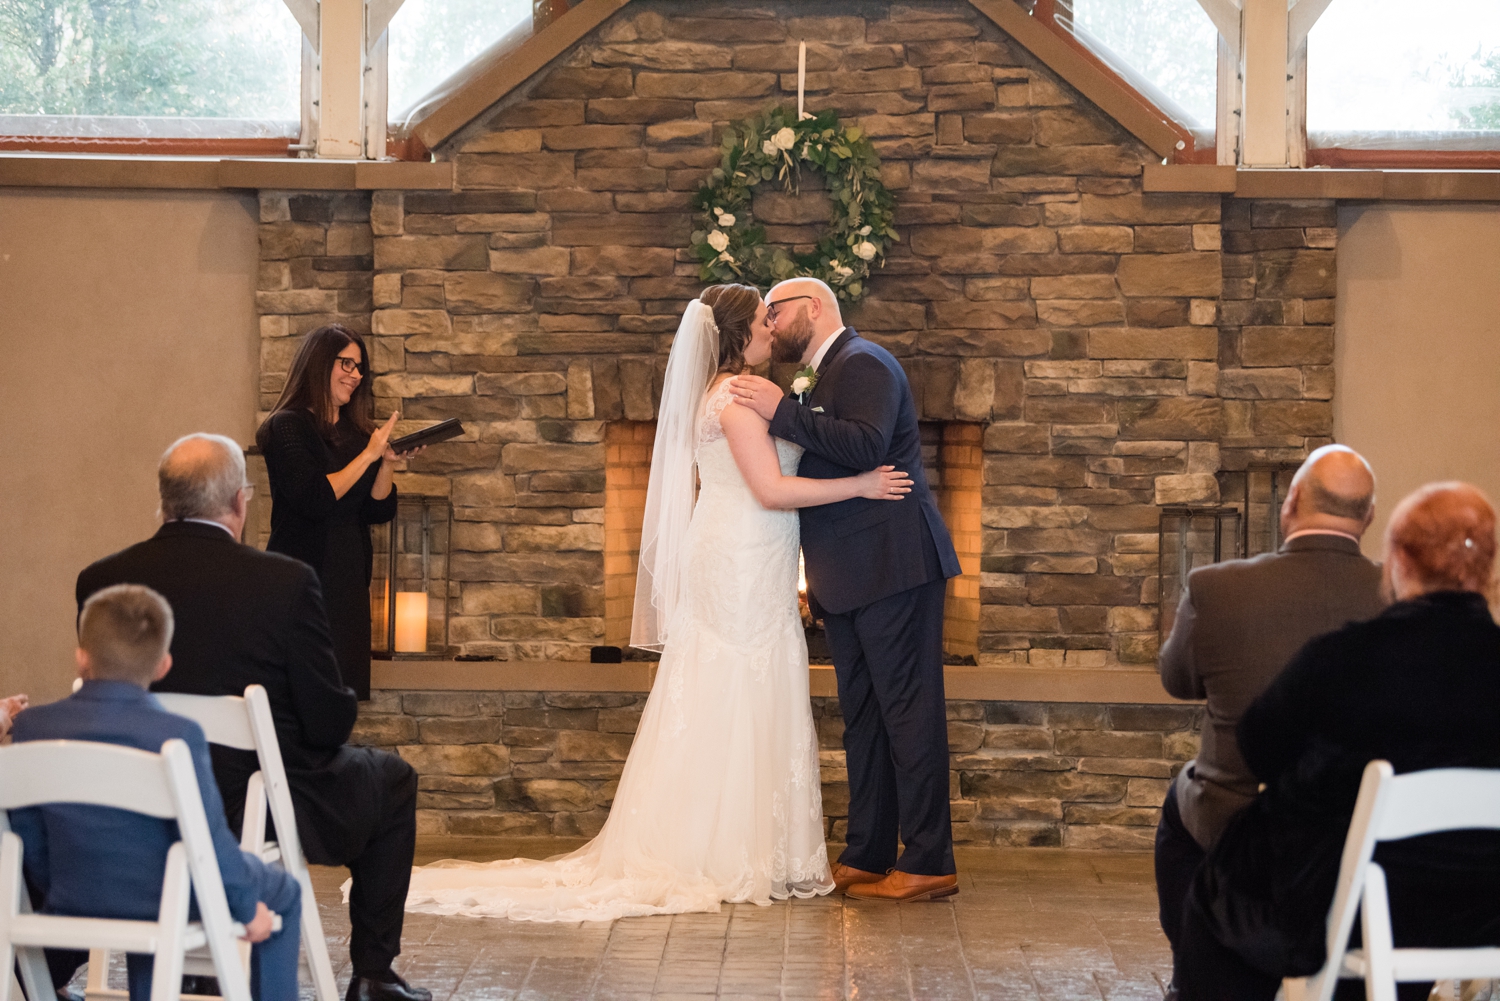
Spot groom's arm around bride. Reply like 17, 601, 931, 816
730, 278, 963, 901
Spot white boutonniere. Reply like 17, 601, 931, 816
791, 365, 818, 404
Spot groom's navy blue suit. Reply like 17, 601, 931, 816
769, 327, 960, 877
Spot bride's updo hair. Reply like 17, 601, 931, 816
699, 284, 761, 373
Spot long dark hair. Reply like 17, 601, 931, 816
256, 324, 375, 448
699, 284, 761, 374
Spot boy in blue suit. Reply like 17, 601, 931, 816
9, 584, 302, 1001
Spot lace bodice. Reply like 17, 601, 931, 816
697, 379, 802, 472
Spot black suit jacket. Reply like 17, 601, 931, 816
76, 521, 372, 859
1158, 533, 1384, 848
768, 328, 960, 615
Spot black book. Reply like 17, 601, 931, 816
389, 418, 464, 455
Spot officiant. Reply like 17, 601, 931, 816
256, 324, 403, 700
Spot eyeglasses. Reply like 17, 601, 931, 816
766, 295, 814, 321
336, 357, 365, 374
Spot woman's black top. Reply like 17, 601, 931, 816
1240, 589, 1500, 873
1198, 590, 1500, 974
260, 408, 397, 699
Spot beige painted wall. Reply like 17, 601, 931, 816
1335, 203, 1500, 559
0, 189, 259, 702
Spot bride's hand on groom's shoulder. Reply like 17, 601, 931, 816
858, 465, 913, 501
728, 374, 782, 421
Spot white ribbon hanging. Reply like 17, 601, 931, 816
797, 41, 813, 120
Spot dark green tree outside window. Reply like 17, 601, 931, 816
0, 0, 298, 118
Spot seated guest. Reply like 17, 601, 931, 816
0, 693, 27, 737
76, 434, 429, 1001
1175, 481, 1500, 1001
1155, 445, 1384, 973
9, 584, 300, 1001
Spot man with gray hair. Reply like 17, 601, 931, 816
1154, 444, 1386, 990
77, 433, 429, 1001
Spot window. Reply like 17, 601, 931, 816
1071, 0, 1218, 132
1029, 0, 1215, 160
387, 0, 532, 126
1308, 0, 1500, 150
0, 0, 300, 137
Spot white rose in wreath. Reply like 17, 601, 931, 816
762, 140, 778, 156
772, 127, 796, 150
706, 230, 729, 253
716, 212, 736, 226
853, 241, 878, 261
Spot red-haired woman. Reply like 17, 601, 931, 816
256, 325, 402, 700
1176, 482, 1500, 1000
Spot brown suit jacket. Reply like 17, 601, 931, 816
1159, 533, 1384, 849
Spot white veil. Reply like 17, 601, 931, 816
630, 298, 720, 651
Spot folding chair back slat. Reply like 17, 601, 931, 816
155, 694, 257, 752
0, 742, 176, 819
1377, 769, 1500, 841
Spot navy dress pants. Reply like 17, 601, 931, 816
1155, 782, 1206, 959
822, 577, 955, 877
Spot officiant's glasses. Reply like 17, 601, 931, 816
766, 295, 813, 321
336, 357, 367, 375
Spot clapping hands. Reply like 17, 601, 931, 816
0, 693, 29, 737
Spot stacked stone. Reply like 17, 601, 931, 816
1216, 199, 1337, 471
355, 689, 1201, 847
256, 192, 375, 412
251, 2, 1340, 671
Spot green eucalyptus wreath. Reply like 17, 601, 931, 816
690, 106, 897, 302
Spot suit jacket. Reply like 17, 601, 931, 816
1159, 533, 1383, 848
8, 681, 259, 924
76, 521, 367, 860
767, 328, 960, 615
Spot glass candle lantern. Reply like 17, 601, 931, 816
1158, 505, 1244, 649
371, 494, 452, 659
1241, 462, 1303, 558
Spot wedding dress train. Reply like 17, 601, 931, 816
403, 382, 834, 922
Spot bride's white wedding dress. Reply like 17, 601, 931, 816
403, 381, 834, 921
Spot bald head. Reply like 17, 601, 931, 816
768, 277, 845, 365
1282, 444, 1376, 539
159, 433, 247, 523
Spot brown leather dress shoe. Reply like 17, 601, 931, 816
845, 870, 959, 901
830, 862, 886, 894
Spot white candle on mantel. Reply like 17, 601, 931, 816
798, 41, 806, 120
394, 591, 428, 653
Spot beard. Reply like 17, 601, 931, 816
772, 310, 814, 364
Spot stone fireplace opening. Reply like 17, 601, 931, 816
923, 422, 984, 664
603, 420, 653, 649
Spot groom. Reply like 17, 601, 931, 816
731, 278, 961, 901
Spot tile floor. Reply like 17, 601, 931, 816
304, 838, 1174, 1001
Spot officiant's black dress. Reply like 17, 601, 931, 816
261, 408, 397, 700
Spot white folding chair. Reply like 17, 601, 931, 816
79, 686, 340, 1001
1285, 760, 1500, 1001
0, 739, 255, 1001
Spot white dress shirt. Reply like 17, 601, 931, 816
808, 326, 846, 373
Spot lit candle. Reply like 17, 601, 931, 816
798, 41, 806, 121
394, 591, 428, 653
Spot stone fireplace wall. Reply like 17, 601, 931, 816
254, 0, 1338, 671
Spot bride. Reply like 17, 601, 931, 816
401, 284, 914, 922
